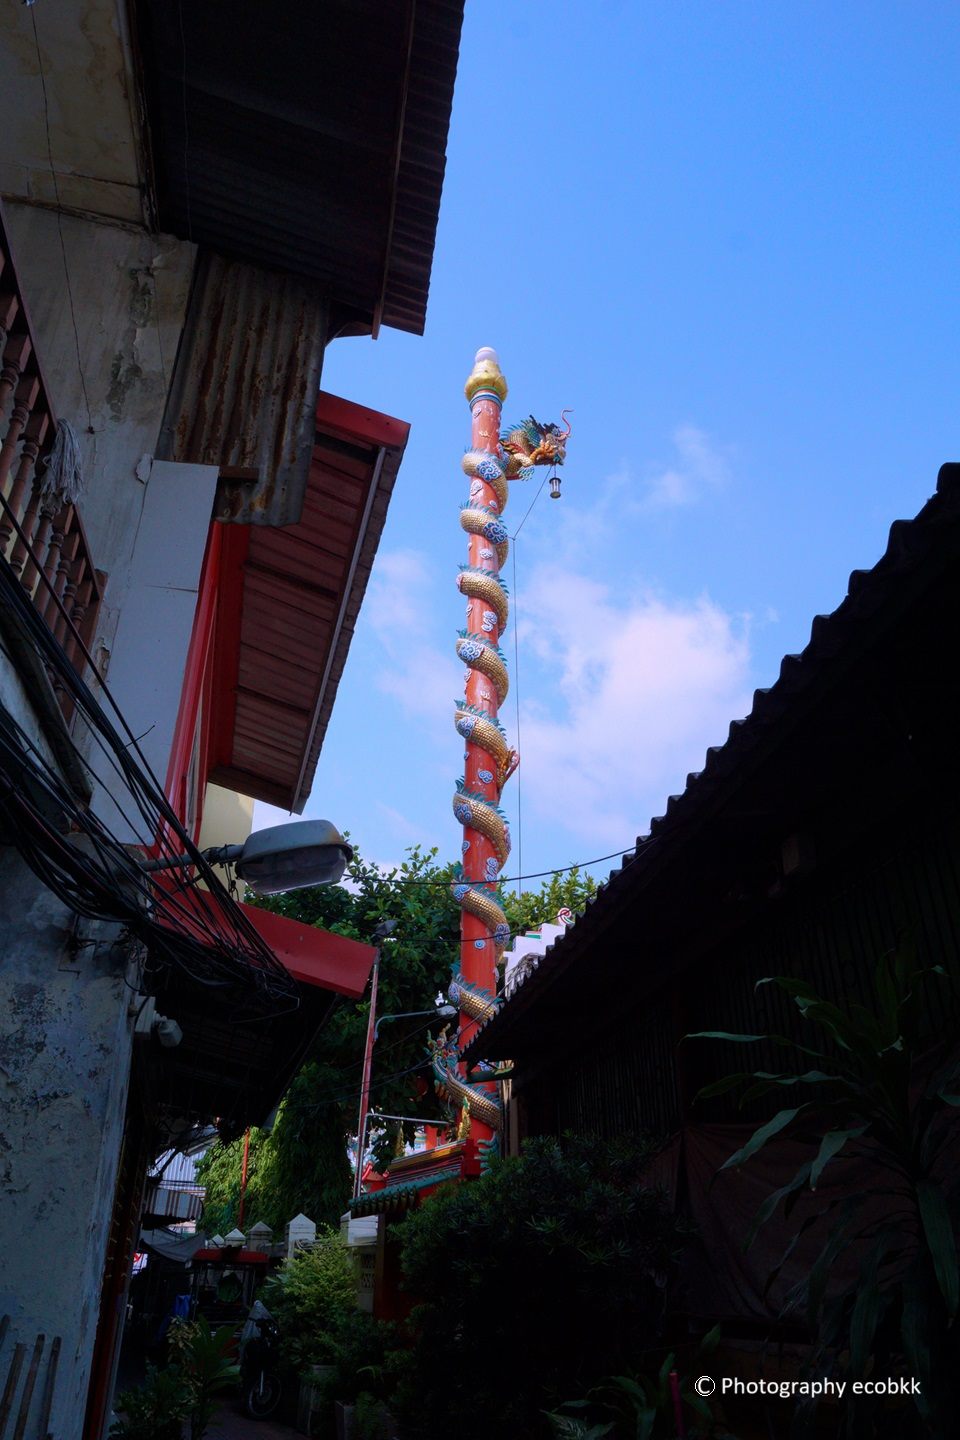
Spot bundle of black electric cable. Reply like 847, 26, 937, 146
0, 552, 299, 1015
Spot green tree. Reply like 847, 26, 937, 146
502, 865, 596, 937
199, 845, 459, 1231
197, 845, 597, 1232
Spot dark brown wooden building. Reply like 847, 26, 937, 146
464, 463, 960, 1339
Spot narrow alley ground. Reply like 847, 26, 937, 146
206, 1400, 302, 1439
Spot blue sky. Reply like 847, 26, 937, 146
256, 2, 960, 897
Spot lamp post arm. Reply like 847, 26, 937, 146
140, 844, 243, 874
353, 948, 381, 1201
372, 1005, 456, 1043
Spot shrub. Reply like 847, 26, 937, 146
261, 1226, 358, 1372
323, 1309, 396, 1404
356, 1389, 394, 1440
545, 1330, 727, 1439
394, 1133, 688, 1439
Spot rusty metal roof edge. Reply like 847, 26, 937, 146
380, 0, 464, 335
159, 250, 329, 528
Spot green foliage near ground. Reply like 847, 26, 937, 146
166, 1317, 240, 1440
111, 1320, 238, 1440
545, 1329, 728, 1439
197, 844, 597, 1233
110, 1365, 190, 1439
392, 1133, 689, 1440
690, 947, 960, 1439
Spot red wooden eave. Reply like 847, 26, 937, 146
204, 390, 410, 814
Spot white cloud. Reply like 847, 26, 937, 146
365, 548, 433, 632
365, 544, 460, 725
643, 423, 732, 511
363, 546, 456, 737
516, 424, 733, 581
514, 566, 752, 845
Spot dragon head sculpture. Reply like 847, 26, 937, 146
500, 410, 572, 478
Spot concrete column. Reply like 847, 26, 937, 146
0, 849, 135, 1439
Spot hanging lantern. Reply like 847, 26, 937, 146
549, 469, 562, 500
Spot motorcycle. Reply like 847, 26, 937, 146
239, 1300, 283, 1419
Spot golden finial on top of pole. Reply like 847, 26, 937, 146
465, 346, 508, 405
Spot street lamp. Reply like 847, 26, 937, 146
143, 819, 353, 894
374, 1005, 456, 1042
352, 920, 394, 1201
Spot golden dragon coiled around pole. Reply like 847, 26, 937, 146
455, 705, 516, 788
430, 1034, 502, 1133
435, 398, 570, 1141
456, 568, 509, 633
437, 442, 517, 1135
454, 634, 510, 704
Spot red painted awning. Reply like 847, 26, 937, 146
153, 883, 375, 1000
147, 885, 375, 1136
238, 901, 374, 999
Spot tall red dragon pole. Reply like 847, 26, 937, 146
429, 348, 569, 1160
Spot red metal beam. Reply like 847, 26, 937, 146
205, 522, 249, 781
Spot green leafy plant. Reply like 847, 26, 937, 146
689, 948, 960, 1437
261, 1227, 358, 1373
166, 1316, 241, 1440
545, 1330, 724, 1440
110, 1364, 190, 1439
322, 1309, 396, 1404
393, 1133, 688, 1440
356, 1389, 394, 1440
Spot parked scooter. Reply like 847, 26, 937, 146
239, 1300, 282, 1419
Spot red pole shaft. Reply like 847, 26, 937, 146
353, 950, 381, 1199
457, 349, 511, 1141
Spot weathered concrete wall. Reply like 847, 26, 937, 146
0, 848, 136, 1439
0, 0, 148, 225
2, 206, 213, 838
0, 631, 61, 769
2, 202, 196, 654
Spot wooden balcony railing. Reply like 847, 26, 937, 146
0, 203, 104, 719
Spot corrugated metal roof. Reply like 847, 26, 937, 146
464, 463, 960, 1060
134, 0, 463, 336
159, 251, 328, 525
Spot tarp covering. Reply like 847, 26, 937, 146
648, 1118, 958, 1328
139, 1228, 208, 1265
